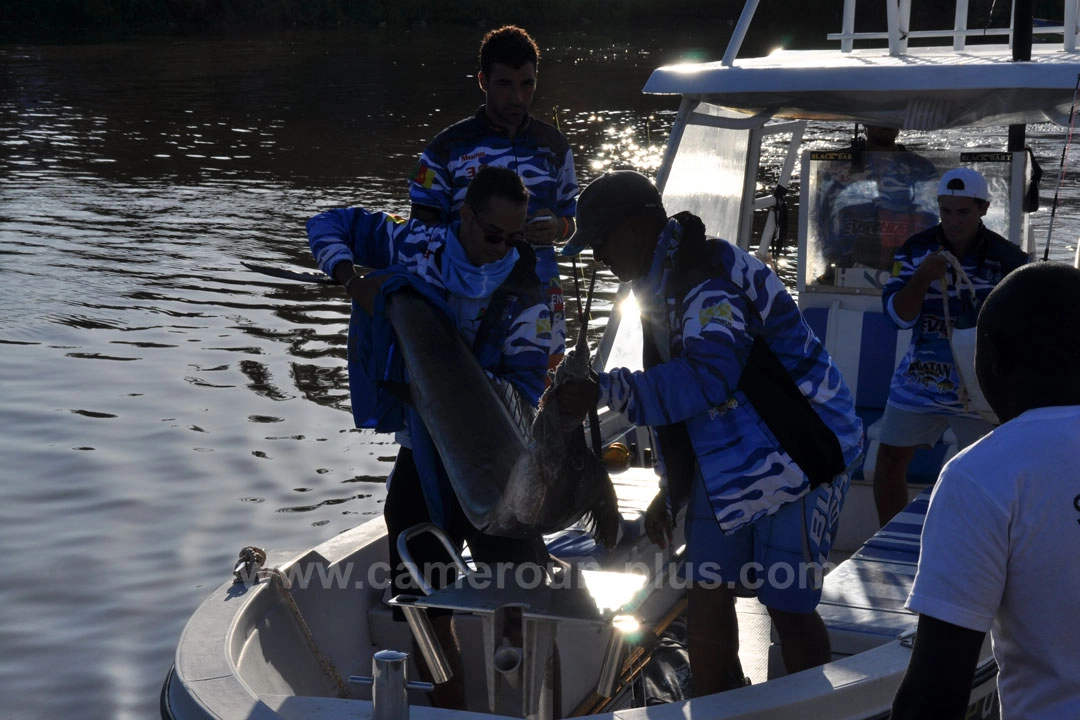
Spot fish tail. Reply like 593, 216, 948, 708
584, 479, 622, 549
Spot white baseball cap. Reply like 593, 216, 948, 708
937, 168, 990, 202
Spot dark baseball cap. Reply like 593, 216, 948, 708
561, 170, 663, 256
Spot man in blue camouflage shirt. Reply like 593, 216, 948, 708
308, 166, 550, 707
409, 25, 578, 374
557, 171, 863, 695
874, 168, 1029, 526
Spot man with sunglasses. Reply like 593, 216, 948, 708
307, 165, 550, 708
409, 25, 578, 375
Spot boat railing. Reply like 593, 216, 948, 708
828, 0, 1080, 55
724, 0, 1080, 63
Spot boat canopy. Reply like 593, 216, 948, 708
644, 45, 1080, 129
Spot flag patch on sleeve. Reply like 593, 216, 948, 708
412, 164, 436, 189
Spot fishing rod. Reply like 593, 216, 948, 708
241, 261, 336, 284
576, 267, 606, 461
1042, 73, 1080, 262
569, 255, 586, 325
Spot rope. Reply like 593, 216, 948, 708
232, 546, 350, 698
265, 569, 351, 698
937, 252, 981, 415
937, 251, 978, 323
1043, 73, 1080, 261
937, 253, 989, 418
981, 0, 1000, 34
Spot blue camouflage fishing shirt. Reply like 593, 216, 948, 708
409, 106, 578, 365
597, 219, 864, 533
882, 224, 1029, 415
409, 106, 578, 225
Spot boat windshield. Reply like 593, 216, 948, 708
802, 149, 1021, 293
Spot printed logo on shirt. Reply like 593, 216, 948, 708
809, 492, 830, 546
906, 359, 951, 387
706, 397, 740, 419
920, 315, 948, 337
463, 162, 485, 180
536, 315, 552, 340
699, 298, 734, 329
548, 281, 564, 313
935, 378, 955, 393
413, 164, 436, 189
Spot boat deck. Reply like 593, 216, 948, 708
540, 466, 927, 687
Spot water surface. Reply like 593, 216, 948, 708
1, 24, 1076, 719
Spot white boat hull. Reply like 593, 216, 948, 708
163, 471, 998, 720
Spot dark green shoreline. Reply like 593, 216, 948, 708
4, 0, 1064, 47
4, 0, 741, 44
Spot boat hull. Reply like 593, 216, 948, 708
163, 475, 998, 720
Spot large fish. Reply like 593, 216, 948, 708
385, 287, 620, 548
240, 261, 621, 547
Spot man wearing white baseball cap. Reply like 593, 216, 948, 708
874, 167, 1029, 525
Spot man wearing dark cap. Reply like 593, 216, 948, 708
557, 170, 864, 694
874, 167, 1029, 526
892, 262, 1080, 719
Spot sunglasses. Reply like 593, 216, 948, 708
471, 212, 526, 246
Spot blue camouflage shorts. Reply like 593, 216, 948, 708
684, 468, 849, 613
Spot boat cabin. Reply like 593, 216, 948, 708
594, 0, 1080, 548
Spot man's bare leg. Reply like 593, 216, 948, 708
874, 443, 916, 526
687, 584, 745, 695
767, 607, 831, 673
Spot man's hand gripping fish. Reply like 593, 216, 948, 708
494, 272, 621, 548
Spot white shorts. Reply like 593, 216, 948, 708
877, 404, 993, 450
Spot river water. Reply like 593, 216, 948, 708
1, 25, 1077, 719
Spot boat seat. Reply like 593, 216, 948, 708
388, 509, 680, 718
803, 304, 958, 485
816, 489, 930, 656
367, 467, 671, 708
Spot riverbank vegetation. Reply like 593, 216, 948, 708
1, 0, 1067, 45
5, 0, 736, 42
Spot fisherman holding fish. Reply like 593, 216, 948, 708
558, 170, 864, 694
409, 25, 578, 374
307, 165, 551, 708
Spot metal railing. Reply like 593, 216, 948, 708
827, 0, 1080, 55
721, 0, 1080, 63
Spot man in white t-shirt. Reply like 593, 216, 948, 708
891, 262, 1080, 719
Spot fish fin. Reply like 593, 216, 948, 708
583, 478, 622, 549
